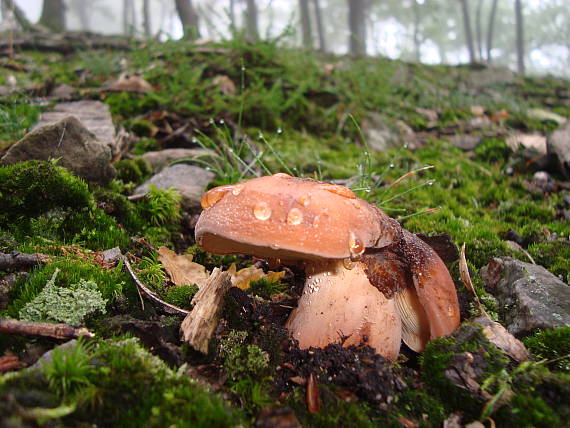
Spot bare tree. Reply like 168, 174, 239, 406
143, 0, 151, 36
459, 0, 476, 63
486, 0, 498, 61
312, 0, 326, 51
515, 0, 525, 74
123, 0, 135, 35
175, 0, 200, 40
39, 0, 65, 32
412, 0, 421, 62
1, 0, 36, 32
475, 0, 484, 61
245, 0, 259, 41
348, 0, 366, 55
299, 0, 312, 48
229, 0, 236, 32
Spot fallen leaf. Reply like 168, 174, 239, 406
491, 109, 510, 122
470, 105, 486, 117
102, 72, 154, 92
306, 373, 320, 414
212, 75, 236, 96
158, 247, 209, 287
506, 134, 547, 155
227, 264, 285, 290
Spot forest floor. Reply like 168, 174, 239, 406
0, 36, 569, 427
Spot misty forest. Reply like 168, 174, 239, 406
0, 0, 569, 427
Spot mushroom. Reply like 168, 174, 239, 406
195, 173, 460, 359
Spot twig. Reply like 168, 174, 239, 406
122, 255, 189, 316
0, 251, 50, 271
459, 243, 487, 316
0, 318, 94, 340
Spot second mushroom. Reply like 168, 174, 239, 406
195, 173, 460, 359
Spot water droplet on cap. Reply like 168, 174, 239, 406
343, 258, 355, 270
253, 201, 271, 220
349, 231, 365, 257
287, 208, 303, 225
201, 185, 234, 209
231, 184, 244, 196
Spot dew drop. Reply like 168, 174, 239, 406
209, 118, 214, 125
273, 172, 292, 179
298, 194, 311, 207
277, 127, 283, 134
219, 119, 225, 125
191, 137, 198, 143
317, 183, 356, 199
389, 163, 394, 168
271, 243, 280, 250
258, 132, 264, 140
343, 258, 355, 270
253, 202, 272, 220
287, 207, 303, 225
348, 231, 365, 257
201, 185, 234, 209
241, 65, 246, 71
231, 184, 244, 196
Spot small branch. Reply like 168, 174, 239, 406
0, 318, 94, 340
122, 255, 189, 316
180, 268, 231, 353
0, 251, 50, 271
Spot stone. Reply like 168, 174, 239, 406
527, 108, 567, 126
141, 148, 213, 172
506, 133, 547, 157
32, 100, 116, 144
360, 112, 416, 152
451, 134, 482, 151
547, 121, 570, 179
481, 257, 570, 336
0, 115, 116, 185
134, 164, 214, 213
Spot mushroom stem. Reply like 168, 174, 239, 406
285, 259, 402, 359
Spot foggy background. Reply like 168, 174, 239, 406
2, 0, 569, 78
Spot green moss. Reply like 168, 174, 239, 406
526, 241, 570, 281
219, 330, 270, 382
18, 268, 107, 325
524, 328, 570, 373
474, 138, 512, 163
0, 160, 93, 226
114, 158, 152, 185
93, 188, 143, 231
420, 323, 509, 418
0, 99, 40, 147
137, 185, 181, 227
396, 389, 446, 427
132, 138, 160, 156
249, 277, 287, 300
163, 284, 198, 310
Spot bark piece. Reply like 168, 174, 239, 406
0, 251, 50, 271
0, 318, 94, 340
180, 268, 231, 353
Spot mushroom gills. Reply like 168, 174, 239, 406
394, 285, 430, 352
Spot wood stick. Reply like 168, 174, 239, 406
0, 251, 50, 271
0, 318, 94, 340
180, 268, 231, 353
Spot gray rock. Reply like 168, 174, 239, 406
547, 121, 570, 179
467, 67, 515, 89
134, 164, 214, 213
451, 134, 482, 151
360, 112, 416, 152
33, 100, 116, 144
481, 257, 570, 336
0, 116, 116, 185
142, 148, 213, 172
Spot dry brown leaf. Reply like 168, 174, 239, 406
102, 72, 154, 92
306, 373, 320, 414
228, 264, 286, 290
505, 133, 547, 155
158, 247, 209, 287
212, 75, 236, 96
470, 105, 486, 117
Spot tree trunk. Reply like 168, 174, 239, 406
459, 0, 476, 63
486, 0, 498, 61
123, 0, 134, 36
515, 0, 525, 74
229, 0, 236, 32
348, 0, 366, 55
143, 0, 151, 36
299, 0, 312, 49
245, 0, 259, 41
1, 0, 37, 32
175, 0, 200, 40
475, 0, 484, 61
412, 0, 421, 62
38, 0, 65, 32
312, 0, 326, 51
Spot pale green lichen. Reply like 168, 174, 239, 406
19, 268, 107, 325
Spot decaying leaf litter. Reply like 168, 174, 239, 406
0, 37, 570, 427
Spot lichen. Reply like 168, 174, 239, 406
18, 268, 107, 325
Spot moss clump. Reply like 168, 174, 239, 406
163, 284, 198, 310
420, 323, 509, 419
248, 277, 287, 300
396, 389, 446, 427
0, 337, 239, 427
526, 240, 570, 282
524, 328, 570, 373
0, 160, 92, 226
114, 158, 152, 185
137, 185, 181, 227
219, 330, 270, 381
474, 138, 512, 163
18, 268, 107, 325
